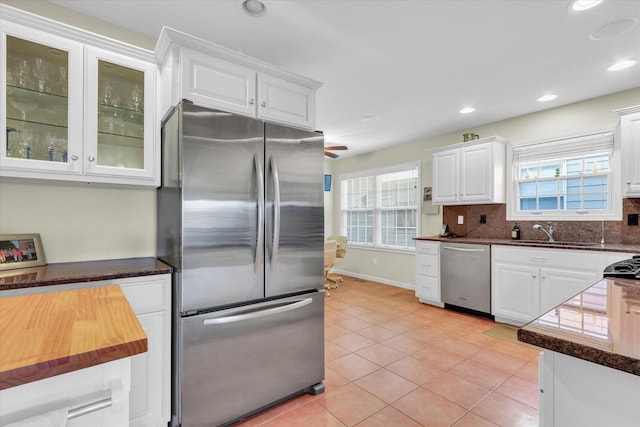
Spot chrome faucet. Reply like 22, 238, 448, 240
533, 222, 555, 242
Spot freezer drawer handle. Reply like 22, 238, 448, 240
255, 153, 265, 273
442, 246, 485, 253
270, 155, 281, 271
203, 298, 312, 325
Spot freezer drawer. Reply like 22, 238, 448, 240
176, 291, 325, 426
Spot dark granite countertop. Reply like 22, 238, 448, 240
518, 277, 640, 376
0, 257, 173, 291
415, 236, 640, 253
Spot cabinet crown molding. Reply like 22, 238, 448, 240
154, 26, 323, 90
0, 4, 155, 63
614, 105, 640, 116
430, 135, 509, 153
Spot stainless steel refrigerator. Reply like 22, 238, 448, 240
157, 102, 325, 427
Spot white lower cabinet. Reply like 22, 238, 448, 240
415, 241, 443, 307
540, 350, 640, 427
491, 246, 633, 326
0, 274, 171, 427
492, 261, 539, 324
0, 358, 131, 427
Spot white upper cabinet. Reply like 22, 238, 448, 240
179, 48, 257, 117
0, 5, 159, 187
155, 27, 321, 130
84, 47, 157, 183
1, 20, 84, 177
257, 73, 314, 128
432, 149, 459, 203
615, 105, 640, 197
431, 136, 509, 205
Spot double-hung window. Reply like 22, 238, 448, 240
508, 130, 620, 220
340, 162, 420, 251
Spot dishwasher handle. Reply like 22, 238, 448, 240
442, 246, 487, 253
203, 298, 312, 325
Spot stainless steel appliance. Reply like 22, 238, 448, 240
157, 102, 325, 427
440, 242, 491, 315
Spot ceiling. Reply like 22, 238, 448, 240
49, 0, 640, 158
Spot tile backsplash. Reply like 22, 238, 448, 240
442, 198, 640, 245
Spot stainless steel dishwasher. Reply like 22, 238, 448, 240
440, 242, 491, 315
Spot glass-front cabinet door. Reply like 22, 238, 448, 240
85, 47, 156, 182
1, 22, 83, 176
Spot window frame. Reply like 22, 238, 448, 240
339, 161, 421, 252
507, 129, 622, 221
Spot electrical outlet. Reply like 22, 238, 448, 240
480, 215, 487, 224
628, 213, 639, 226
458, 215, 464, 225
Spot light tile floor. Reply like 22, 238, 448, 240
233, 277, 540, 426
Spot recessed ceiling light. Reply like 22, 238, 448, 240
242, 0, 267, 17
608, 59, 637, 71
459, 107, 475, 114
590, 17, 638, 40
537, 94, 558, 102
360, 115, 379, 123
568, 0, 604, 12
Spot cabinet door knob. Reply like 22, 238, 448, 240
88, 155, 95, 162
532, 274, 537, 279
249, 98, 254, 105
261, 101, 267, 107
70, 155, 79, 161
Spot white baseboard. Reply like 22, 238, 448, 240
331, 269, 415, 291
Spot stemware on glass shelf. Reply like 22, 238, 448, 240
32, 57, 51, 92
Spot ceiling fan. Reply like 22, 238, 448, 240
324, 145, 348, 158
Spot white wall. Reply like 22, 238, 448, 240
328, 88, 640, 288
0, 182, 156, 263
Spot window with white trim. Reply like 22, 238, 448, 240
508, 130, 620, 220
340, 162, 420, 250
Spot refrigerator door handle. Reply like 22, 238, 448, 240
269, 155, 281, 271
202, 297, 312, 325
255, 153, 265, 273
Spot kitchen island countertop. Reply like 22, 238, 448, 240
518, 277, 640, 376
415, 236, 640, 253
0, 257, 172, 291
0, 285, 147, 389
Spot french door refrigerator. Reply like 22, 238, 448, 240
157, 102, 325, 427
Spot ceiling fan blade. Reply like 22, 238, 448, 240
324, 150, 339, 159
324, 145, 348, 151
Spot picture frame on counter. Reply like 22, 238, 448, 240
0, 233, 46, 271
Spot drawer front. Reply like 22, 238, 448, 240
119, 278, 168, 314
416, 276, 439, 300
492, 245, 599, 270
416, 254, 439, 277
416, 241, 439, 256
75, 275, 170, 315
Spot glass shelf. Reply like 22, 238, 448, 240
6, 118, 68, 162
97, 133, 144, 169
97, 103, 144, 139
6, 85, 68, 127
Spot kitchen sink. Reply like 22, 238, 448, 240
516, 240, 598, 247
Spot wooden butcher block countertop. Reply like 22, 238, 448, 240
0, 285, 147, 390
